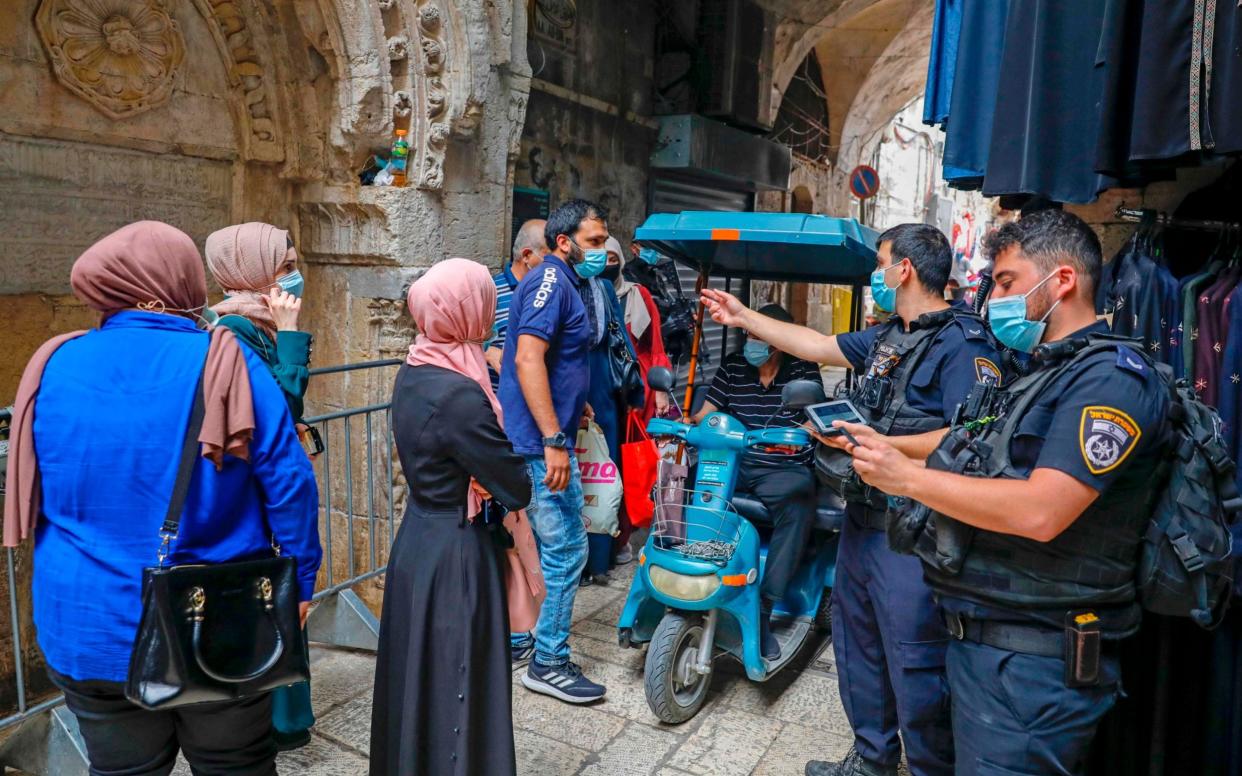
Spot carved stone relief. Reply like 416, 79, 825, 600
197, 0, 285, 163
413, 1, 451, 190
0, 135, 230, 295
35, 0, 186, 120
297, 202, 396, 265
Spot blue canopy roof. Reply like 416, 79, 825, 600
634, 211, 880, 284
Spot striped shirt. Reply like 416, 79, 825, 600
705, 353, 822, 466
490, 264, 519, 389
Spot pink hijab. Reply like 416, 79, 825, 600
406, 258, 502, 515
205, 223, 293, 338
406, 257, 502, 412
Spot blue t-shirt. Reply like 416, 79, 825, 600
32, 311, 322, 682
498, 255, 591, 455
489, 264, 519, 390
837, 310, 1004, 424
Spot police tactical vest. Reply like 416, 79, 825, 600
914, 333, 1162, 631
816, 308, 991, 506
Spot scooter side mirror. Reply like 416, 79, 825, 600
647, 366, 675, 393
781, 379, 827, 411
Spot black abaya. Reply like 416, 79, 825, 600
370, 364, 531, 776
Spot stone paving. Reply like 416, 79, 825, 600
175, 562, 886, 775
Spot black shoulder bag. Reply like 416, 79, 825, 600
125, 363, 309, 710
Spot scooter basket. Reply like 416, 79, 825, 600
652, 485, 744, 566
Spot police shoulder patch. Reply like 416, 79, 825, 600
1115, 346, 1148, 377
1079, 405, 1142, 475
975, 357, 1002, 386
959, 319, 989, 341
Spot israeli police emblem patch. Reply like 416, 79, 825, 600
1079, 406, 1141, 475
975, 357, 1002, 385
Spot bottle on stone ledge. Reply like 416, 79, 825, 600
390, 129, 410, 187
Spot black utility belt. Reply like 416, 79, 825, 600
943, 611, 1116, 688
846, 503, 889, 531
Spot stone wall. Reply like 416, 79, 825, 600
513, 0, 658, 244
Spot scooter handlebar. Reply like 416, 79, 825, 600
647, 418, 690, 440
745, 428, 811, 448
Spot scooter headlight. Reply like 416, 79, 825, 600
648, 565, 721, 602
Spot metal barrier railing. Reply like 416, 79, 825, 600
0, 359, 405, 773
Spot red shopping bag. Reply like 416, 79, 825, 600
621, 411, 660, 528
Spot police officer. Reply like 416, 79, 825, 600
703, 224, 1003, 776
837, 210, 1169, 775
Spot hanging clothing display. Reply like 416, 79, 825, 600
922, 0, 962, 127
981, 0, 1118, 203
1091, 206, 1242, 776
926, 0, 1242, 201
940, 0, 1010, 184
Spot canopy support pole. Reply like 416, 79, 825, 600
676, 268, 710, 467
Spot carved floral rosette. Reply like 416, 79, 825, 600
36, 0, 186, 120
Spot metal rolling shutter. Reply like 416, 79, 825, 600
650, 176, 753, 395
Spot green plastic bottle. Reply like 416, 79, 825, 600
390, 129, 409, 187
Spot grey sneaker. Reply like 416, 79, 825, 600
615, 546, 634, 564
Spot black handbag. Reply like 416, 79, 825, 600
607, 319, 645, 407
125, 364, 309, 710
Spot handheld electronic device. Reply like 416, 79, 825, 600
805, 400, 866, 440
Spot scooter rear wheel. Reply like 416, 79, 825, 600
644, 612, 711, 724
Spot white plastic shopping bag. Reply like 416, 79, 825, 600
576, 421, 622, 536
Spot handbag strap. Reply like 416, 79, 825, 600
627, 410, 651, 443
157, 364, 208, 565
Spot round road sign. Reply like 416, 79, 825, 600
849, 165, 880, 200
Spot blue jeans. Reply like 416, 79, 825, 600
510, 453, 587, 667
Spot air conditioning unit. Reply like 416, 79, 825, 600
697, 0, 771, 132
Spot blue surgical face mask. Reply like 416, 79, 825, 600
743, 340, 771, 367
573, 245, 609, 279
987, 272, 1061, 353
276, 269, 305, 298
869, 262, 904, 313
638, 247, 661, 265
482, 321, 500, 350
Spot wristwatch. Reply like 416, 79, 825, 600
542, 432, 568, 448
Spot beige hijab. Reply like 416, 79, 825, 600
607, 236, 652, 339
205, 223, 293, 338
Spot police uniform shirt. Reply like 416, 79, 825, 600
497, 255, 591, 455
836, 306, 1005, 425
939, 321, 1170, 633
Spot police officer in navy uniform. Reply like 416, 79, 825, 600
703, 224, 1004, 776
835, 210, 1169, 775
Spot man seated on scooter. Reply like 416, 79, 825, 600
688, 303, 821, 661
702, 225, 1005, 776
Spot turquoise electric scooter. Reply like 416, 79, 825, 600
617, 366, 842, 723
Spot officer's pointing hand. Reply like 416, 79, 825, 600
851, 435, 919, 497
700, 289, 748, 328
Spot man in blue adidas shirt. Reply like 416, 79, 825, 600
500, 199, 608, 704
486, 218, 546, 389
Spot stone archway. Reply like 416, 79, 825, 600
0, 0, 533, 400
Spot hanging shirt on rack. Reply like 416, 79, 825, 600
1195, 265, 1241, 406
1181, 258, 1227, 380
1098, 235, 1181, 365
1218, 284, 1242, 491
941, 0, 1011, 184
924, 0, 964, 127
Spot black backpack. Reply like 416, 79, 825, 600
624, 259, 695, 364
1138, 371, 1242, 627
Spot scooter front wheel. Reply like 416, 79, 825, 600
644, 612, 711, 724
